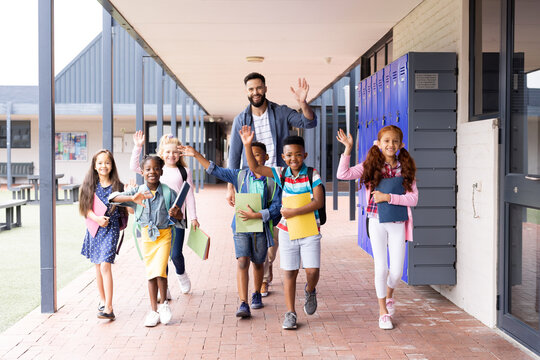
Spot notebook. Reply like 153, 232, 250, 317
85, 194, 108, 238
169, 182, 190, 223
375, 177, 409, 223
235, 193, 263, 233
187, 225, 210, 260
282, 192, 319, 240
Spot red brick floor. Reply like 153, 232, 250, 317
0, 184, 537, 359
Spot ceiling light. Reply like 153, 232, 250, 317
324, 57, 332, 64
246, 56, 264, 63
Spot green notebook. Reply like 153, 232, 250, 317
187, 225, 210, 260
235, 193, 263, 233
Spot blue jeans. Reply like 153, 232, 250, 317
170, 227, 186, 275
233, 232, 268, 264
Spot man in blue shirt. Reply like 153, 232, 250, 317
226, 73, 318, 296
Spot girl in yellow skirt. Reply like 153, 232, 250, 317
109, 155, 183, 327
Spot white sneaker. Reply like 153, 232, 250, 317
386, 298, 395, 316
379, 314, 393, 330
177, 273, 191, 294
144, 310, 160, 327
158, 301, 172, 325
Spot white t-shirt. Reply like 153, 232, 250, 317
252, 110, 276, 167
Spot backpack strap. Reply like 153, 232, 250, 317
266, 177, 276, 204
307, 167, 314, 191
236, 169, 247, 193
177, 165, 188, 183
279, 166, 289, 189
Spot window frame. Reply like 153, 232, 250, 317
469, 0, 502, 121
0, 120, 31, 149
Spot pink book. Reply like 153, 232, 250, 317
85, 194, 108, 238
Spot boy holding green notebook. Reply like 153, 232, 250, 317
180, 142, 281, 318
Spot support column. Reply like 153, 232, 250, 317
199, 109, 205, 189
321, 92, 327, 186
332, 84, 339, 210
170, 82, 177, 137
156, 68, 164, 142
135, 45, 144, 184
348, 70, 357, 220
38, 0, 57, 313
102, 9, 113, 151
188, 98, 194, 171
181, 90, 187, 146
194, 104, 199, 192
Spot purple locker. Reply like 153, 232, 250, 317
376, 69, 385, 133
397, 54, 409, 147
365, 78, 372, 160
390, 61, 399, 127
370, 75, 378, 150
384, 65, 392, 126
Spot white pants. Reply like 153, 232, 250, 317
368, 217, 406, 299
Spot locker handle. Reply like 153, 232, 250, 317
396, 111, 400, 123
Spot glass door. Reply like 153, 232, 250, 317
499, 0, 540, 353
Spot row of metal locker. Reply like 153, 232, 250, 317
356, 52, 458, 286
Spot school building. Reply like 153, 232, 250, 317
1, 0, 539, 355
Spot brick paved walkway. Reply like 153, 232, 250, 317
0, 184, 537, 359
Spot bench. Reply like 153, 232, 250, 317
0, 162, 34, 184
0, 200, 27, 231
11, 184, 33, 200
62, 184, 81, 204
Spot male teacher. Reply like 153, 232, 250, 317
226, 72, 318, 296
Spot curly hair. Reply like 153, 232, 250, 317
360, 125, 416, 192
157, 134, 187, 168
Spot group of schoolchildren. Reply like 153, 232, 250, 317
79, 123, 418, 331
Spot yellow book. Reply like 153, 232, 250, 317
282, 192, 319, 240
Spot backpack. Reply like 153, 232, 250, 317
237, 169, 278, 233
280, 167, 326, 225
132, 183, 176, 260
176, 165, 189, 229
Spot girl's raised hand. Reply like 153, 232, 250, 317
133, 130, 145, 147
132, 191, 153, 206
239, 125, 254, 145
336, 129, 354, 149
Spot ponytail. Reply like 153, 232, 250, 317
398, 147, 416, 192
360, 145, 385, 189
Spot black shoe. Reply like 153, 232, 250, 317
97, 311, 115, 320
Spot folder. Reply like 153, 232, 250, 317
169, 182, 190, 223
282, 192, 319, 240
85, 194, 108, 238
235, 193, 263, 233
375, 177, 408, 223
187, 225, 210, 260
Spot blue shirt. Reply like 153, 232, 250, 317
228, 100, 317, 169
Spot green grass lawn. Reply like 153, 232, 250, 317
0, 190, 92, 332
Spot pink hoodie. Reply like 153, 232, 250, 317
130, 146, 197, 222
336, 154, 418, 241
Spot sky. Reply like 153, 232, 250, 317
0, 0, 102, 86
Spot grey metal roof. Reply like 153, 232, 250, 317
55, 22, 184, 106
0, 86, 38, 103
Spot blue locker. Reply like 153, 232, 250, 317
359, 79, 368, 160
365, 78, 372, 160
390, 61, 399, 127
397, 54, 409, 147
384, 65, 392, 126
376, 70, 385, 134
370, 75, 378, 152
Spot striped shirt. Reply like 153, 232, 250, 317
271, 164, 322, 232
252, 110, 276, 167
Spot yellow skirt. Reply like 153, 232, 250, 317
141, 226, 172, 280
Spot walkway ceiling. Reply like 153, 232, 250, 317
102, 0, 421, 122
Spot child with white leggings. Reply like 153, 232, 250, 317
336, 126, 418, 330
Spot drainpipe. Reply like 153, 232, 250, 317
6, 101, 14, 191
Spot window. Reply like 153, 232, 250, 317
470, 0, 501, 119
0, 120, 31, 148
360, 30, 393, 80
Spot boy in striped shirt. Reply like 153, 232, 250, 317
239, 125, 324, 330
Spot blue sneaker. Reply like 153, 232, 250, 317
235, 301, 251, 318
251, 292, 264, 309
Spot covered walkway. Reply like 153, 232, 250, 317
0, 185, 534, 359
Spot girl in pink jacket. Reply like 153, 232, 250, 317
336, 125, 418, 330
